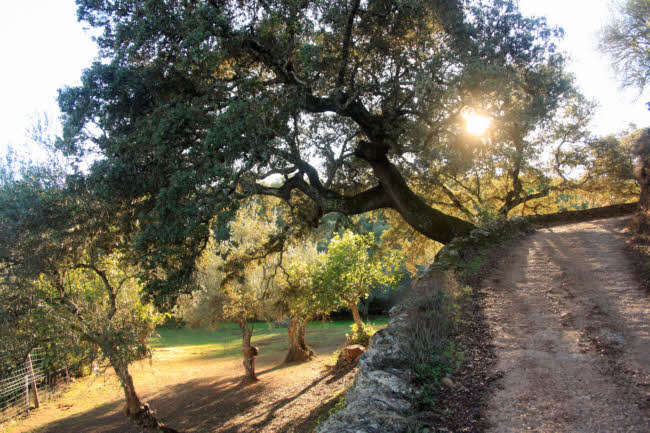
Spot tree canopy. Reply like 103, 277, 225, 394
599, 0, 650, 97
56, 0, 580, 299
0, 155, 175, 432
312, 230, 402, 332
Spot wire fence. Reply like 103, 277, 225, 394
0, 349, 82, 424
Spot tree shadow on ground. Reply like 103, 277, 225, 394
36, 361, 354, 433
242, 364, 353, 432
36, 373, 268, 433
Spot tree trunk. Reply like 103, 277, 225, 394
284, 318, 314, 363
364, 156, 474, 244
106, 354, 178, 433
240, 322, 259, 383
349, 303, 363, 329
254, 142, 476, 244
634, 129, 650, 232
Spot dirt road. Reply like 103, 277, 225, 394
483, 217, 649, 432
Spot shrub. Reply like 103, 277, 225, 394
405, 272, 469, 408
407, 288, 455, 366
345, 322, 377, 347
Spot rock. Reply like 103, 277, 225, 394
316, 309, 416, 433
355, 370, 416, 399
344, 345, 366, 363
441, 377, 454, 387
600, 329, 626, 345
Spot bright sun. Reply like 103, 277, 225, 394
463, 112, 491, 136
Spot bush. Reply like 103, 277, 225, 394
406, 286, 456, 367
345, 322, 377, 347
405, 272, 470, 408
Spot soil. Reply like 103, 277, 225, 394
4, 332, 356, 433
482, 217, 650, 432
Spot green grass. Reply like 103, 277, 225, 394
149, 317, 390, 360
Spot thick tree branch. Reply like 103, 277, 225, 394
437, 181, 474, 219
499, 188, 551, 216
356, 140, 474, 243
74, 263, 118, 321
244, 175, 395, 217
337, 0, 361, 87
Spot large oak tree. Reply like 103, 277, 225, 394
58, 0, 572, 297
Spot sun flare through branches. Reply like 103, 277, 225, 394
463, 111, 492, 136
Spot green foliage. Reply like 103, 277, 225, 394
175, 199, 283, 328
312, 231, 403, 311
0, 153, 164, 384
36, 254, 166, 366
52, 0, 580, 302
275, 241, 329, 321
405, 276, 469, 409
315, 389, 348, 427
414, 342, 462, 385
457, 256, 485, 282
345, 322, 377, 347
415, 342, 463, 409
474, 205, 502, 225
599, 0, 650, 94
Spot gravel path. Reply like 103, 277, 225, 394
483, 217, 649, 432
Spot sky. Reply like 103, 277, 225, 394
0, 1, 97, 160
518, 0, 648, 134
0, 0, 647, 161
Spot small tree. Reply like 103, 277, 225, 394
176, 200, 281, 382
314, 231, 403, 344
0, 157, 175, 432
275, 242, 327, 363
35, 257, 168, 429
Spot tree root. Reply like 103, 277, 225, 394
126, 402, 180, 433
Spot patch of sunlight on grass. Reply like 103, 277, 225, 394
149, 317, 389, 360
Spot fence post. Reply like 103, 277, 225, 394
26, 354, 40, 409
24, 374, 29, 408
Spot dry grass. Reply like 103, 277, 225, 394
0, 318, 387, 433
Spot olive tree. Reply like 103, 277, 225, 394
175, 200, 283, 382
273, 242, 327, 363
0, 159, 174, 432
33, 258, 168, 430
313, 231, 402, 342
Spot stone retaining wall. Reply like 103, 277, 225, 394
314, 304, 414, 432
315, 271, 448, 433
525, 202, 637, 226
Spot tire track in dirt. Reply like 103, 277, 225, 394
483, 217, 649, 432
